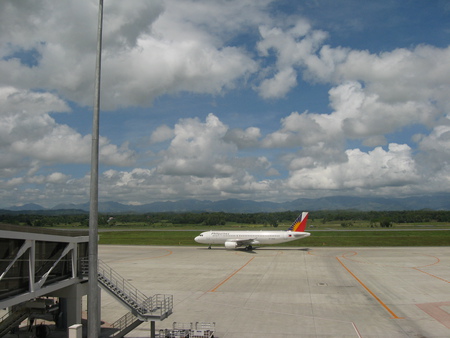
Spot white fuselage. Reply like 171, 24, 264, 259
194, 230, 310, 247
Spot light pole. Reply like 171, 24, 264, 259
88, 0, 103, 337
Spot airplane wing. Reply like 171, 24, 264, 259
228, 238, 256, 246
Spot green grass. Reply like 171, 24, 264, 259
98, 229, 450, 247
285, 230, 450, 247
99, 231, 197, 246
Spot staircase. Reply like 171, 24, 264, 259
0, 260, 172, 338
100, 311, 144, 338
0, 308, 29, 337
81, 258, 173, 336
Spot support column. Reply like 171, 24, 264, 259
51, 282, 88, 330
150, 321, 156, 338
58, 284, 84, 327
66, 295, 82, 327
98, 286, 102, 331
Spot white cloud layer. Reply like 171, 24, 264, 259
0, 86, 135, 177
0, 0, 449, 207
0, 0, 261, 110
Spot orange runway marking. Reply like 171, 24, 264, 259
342, 251, 358, 258
308, 250, 357, 258
413, 267, 450, 283
414, 254, 441, 268
209, 257, 255, 292
336, 256, 403, 319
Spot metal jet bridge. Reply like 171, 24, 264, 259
0, 224, 172, 337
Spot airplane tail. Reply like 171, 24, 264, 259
287, 212, 309, 232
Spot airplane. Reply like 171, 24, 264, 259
194, 212, 310, 250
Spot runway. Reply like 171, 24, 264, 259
96, 245, 450, 337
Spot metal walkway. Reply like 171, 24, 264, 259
0, 224, 172, 337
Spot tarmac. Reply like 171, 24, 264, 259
95, 245, 450, 338
4, 245, 450, 337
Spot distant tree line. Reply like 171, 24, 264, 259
98, 211, 288, 227
313, 210, 450, 224
1, 210, 450, 228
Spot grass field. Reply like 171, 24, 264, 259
98, 229, 450, 247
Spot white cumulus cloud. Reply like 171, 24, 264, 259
0, 86, 136, 176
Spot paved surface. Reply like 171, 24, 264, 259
4, 245, 449, 337
94, 245, 450, 337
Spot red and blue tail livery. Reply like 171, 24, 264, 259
287, 212, 309, 232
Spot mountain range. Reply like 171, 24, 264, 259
4, 194, 450, 213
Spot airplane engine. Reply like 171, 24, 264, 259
224, 241, 239, 249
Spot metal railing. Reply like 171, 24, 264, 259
105, 311, 143, 337
80, 258, 173, 319
97, 261, 148, 314
142, 294, 173, 319
0, 308, 29, 337
111, 311, 137, 330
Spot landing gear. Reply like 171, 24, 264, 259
245, 245, 253, 251
208, 245, 211, 249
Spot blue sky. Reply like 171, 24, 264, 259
1, 0, 450, 208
